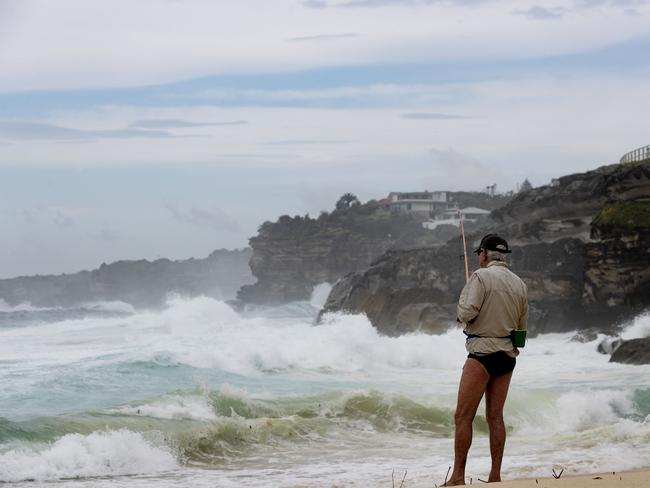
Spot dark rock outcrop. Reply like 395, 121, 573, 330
320, 161, 650, 335
319, 237, 592, 336
238, 193, 508, 305
0, 248, 254, 309
610, 338, 650, 364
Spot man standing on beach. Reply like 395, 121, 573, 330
445, 234, 528, 486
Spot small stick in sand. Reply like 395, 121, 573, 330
552, 468, 564, 479
391, 468, 407, 488
435, 466, 452, 487
399, 469, 407, 488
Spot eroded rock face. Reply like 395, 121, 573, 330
584, 227, 650, 309
238, 193, 508, 305
318, 247, 462, 336
319, 238, 591, 335
320, 161, 650, 336
610, 338, 650, 365
237, 213, 403, 304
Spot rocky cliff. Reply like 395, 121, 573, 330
0, 248, 254, 309
319, 161, 650, 336
237, 192, 509, 305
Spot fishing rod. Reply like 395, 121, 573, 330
458, 209, 469, 283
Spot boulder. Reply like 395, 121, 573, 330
609, 338, 650, 364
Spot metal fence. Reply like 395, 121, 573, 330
620, 145, 650, 164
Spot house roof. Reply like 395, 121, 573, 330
461, 207, 490, 214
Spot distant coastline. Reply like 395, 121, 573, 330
0, 247, 253, 309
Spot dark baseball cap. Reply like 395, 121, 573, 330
473, 234, 511, 254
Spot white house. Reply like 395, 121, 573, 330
423, 206, 491, 229
387, 191, 448, 217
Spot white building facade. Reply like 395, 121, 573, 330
387, 191, 448, 217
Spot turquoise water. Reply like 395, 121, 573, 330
1, 296, 649, 487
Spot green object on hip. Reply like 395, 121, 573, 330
511, 329, 527, 348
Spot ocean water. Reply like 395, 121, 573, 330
1, 288, 649, 487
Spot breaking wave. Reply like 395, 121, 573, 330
2, 297, 650, 484
0, 429, 177, 482
1, 382, 649, 482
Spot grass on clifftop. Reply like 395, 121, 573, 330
593, 201, 650, 228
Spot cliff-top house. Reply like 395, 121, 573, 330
386, 191, 448, 217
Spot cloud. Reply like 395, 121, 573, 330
0, 121, 187, 141
262, 139, 351, 145
516, 0, 650, 18
53, 209, 74, 228
193, 83, 455, 107
164, 200, 240, 233
91, 223, 120, 242
575, 0, 650, 8
428, 147, 507, 191
304, 0, 433, 7
13, 208, 38, 224
303, 0, 486, 7
287, 33, 360, 42
339, 0, 433, 6
513, 5, 566, 19
302, 0, 328, 7
402, 112, 471, 120
2, 0, 649, 93
10, 205, 85, 228
130, 119, 247, 129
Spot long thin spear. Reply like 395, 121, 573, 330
458, 209, 469, 283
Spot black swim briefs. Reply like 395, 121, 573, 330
468, 351, 516, 377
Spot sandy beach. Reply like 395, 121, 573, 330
440, 470, 650, 488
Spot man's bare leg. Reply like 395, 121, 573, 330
446, 359, 490, 486
484, 371, 513, 483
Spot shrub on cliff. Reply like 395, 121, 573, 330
592, 201, 650, 228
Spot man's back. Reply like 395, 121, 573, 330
458, 261, 528, 355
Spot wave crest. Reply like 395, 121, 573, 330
0, 429, 177, 482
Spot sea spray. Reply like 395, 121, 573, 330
620, 310, 650, 340
309, 282, 332, 309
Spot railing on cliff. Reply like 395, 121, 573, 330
620, 145, 650, 164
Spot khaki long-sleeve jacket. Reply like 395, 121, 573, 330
457, 261, 528, 357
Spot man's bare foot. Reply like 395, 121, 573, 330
442, 479, 465, 486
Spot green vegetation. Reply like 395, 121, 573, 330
593, 201, 650, 228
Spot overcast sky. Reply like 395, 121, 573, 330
1, 0, 649, 278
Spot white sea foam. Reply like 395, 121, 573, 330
511, 389, 642, 435
620, 310, 650, 340
309, 282, 332, 309
0, 299, 61, 312
122, 297, 466, 375
111, 394, 218, 421
5, 295, 647, 394
231, 311, 457, 373
79, 300, 137, 314
0, 429, 178, 482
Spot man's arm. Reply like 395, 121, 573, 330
457, 273, 485, 325
518, 282, 529, 329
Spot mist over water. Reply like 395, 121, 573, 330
1, 291, 649, 487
